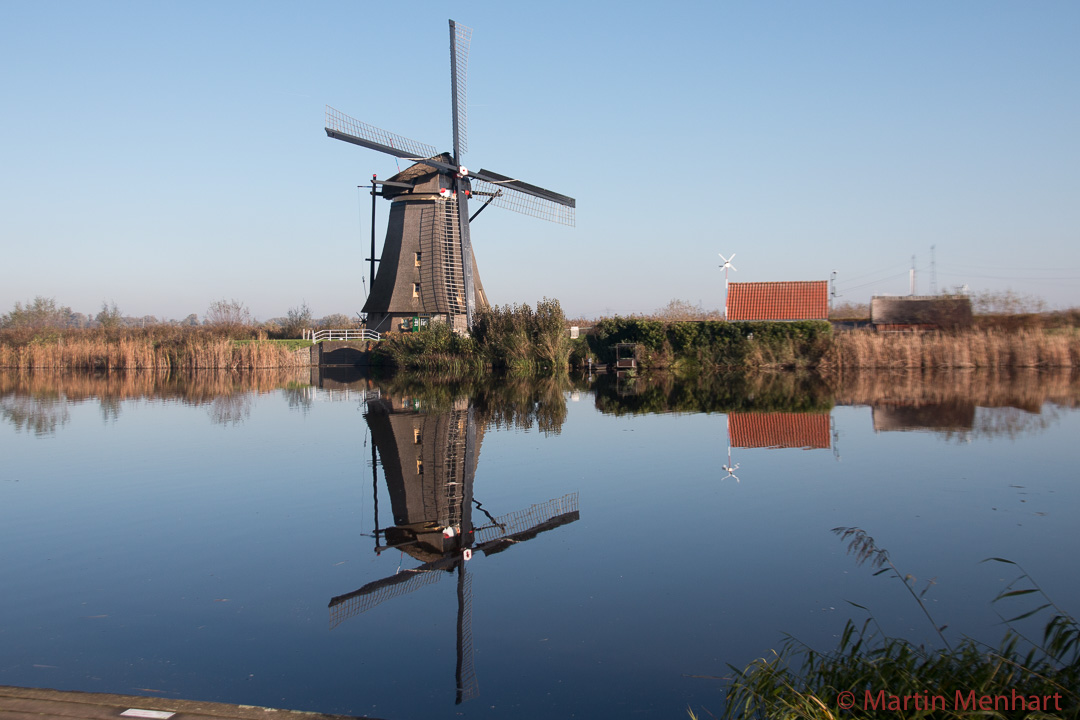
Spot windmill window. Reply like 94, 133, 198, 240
412, 283, 420, 298
416, 459, 424, 475
414, 252, 422, 267
413, 428, 421, 444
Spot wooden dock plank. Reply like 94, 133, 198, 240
0, 687, 379, 720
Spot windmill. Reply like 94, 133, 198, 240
331, 395, 580, 704
325, 20, 576, 333
718, 252, 737, 319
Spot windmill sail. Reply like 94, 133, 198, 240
449, 20, 472, 160
474, 493, 580, 547
328, 492, 579, 627
324, 106, 437, 161
329, 554, 457, 629
455, 565, 477, 703
471, 175, 576, 227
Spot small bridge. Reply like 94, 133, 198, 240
306, 329, 380, 342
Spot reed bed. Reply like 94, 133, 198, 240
0, 331, 313, 370
830, 328, 1080, 369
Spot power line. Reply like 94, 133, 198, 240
937, 272, 1080, 280
839, 272, 910, 293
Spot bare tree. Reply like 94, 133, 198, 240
973, 290, 1047, 315
316, 313, 354, 329
829, 301, 870, 320
283, 301, 314, 337
651, 299, 724, 321
205, 299, 252, 331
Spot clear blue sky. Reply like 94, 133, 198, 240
2, 1, 1078, 321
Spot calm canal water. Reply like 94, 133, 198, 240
2, 368, 1079, 718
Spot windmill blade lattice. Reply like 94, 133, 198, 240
328, 554, 457, 629
455, 568, 478, 703
450, 20, 472, 159
471, 178, 576, 227
474, 493, 579, 543
325, 106, 437, 161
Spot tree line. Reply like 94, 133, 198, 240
0, 297, 354, 338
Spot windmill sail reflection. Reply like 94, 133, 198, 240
330, 392, 579, 705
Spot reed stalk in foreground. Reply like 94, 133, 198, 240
706, 530, 1079, 720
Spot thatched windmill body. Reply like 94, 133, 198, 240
325, 20, 575, 333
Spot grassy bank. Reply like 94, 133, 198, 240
587, 319, 1080, 370
0, 327, 313, 370
8, 312, 1079, 372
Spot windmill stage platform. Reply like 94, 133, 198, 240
0, 686, 379, 720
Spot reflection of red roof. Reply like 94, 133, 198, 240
729, 412, 831, 449
727, 281, 829, 321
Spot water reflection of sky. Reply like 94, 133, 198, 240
1, 370, 1078, 719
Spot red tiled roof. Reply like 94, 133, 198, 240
728, 412, 831, 449
726, 281, 829, 321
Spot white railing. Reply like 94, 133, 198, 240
305, 329, 380, 342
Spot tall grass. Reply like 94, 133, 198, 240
585, 321, 1080, 371
0, 327, 313, 370
829, 328, 1080, 369
712, 529, 1079, 720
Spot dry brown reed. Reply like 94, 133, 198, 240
829, 328, 1080, 369
0, 330, 313, 370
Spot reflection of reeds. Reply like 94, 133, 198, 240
829, 329, 1080, 368
0, 368, 314, 432
375, 371, 572, 436
0, 392, 71, 435
0, 330, 313, 370
594, 370, 835, 416
833, 368, 1080, 411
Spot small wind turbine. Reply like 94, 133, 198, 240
722, 446, 740, 483
721, 415, 740, 482
719, 252, 737, 319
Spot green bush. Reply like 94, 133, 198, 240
589, 319, 833, 369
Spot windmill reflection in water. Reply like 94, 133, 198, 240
329, 394, 579, 704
